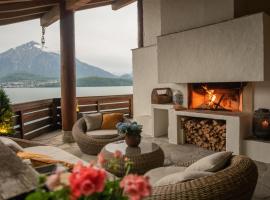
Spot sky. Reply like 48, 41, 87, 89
0, 3, 137, 75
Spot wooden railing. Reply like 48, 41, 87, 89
11, 95, 133, 139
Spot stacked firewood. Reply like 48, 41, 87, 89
183, 118, 226, 151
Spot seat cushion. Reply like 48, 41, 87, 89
101, 113, 124, 130
155, 171, 213, 187
23, 146, 88, 165
145, 166, 186, 186
0, 137, 23, 153
86, 130, 119, 139
185, 151, 232, 172
84, 113, 102, 131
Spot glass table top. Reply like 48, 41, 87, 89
104, 140, 160, 156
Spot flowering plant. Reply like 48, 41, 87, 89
26, 151, 151, 200
116, 122, 143, 136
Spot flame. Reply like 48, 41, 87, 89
202, 86, 217, 106
262, 120, 269, 128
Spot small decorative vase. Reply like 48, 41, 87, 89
173, 90, 183, 105
125, 134, 141, 147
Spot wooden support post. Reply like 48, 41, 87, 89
137, 0, 143, 48
60, 0, 76, 143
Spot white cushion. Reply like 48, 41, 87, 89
24, 146, 88, 165
145, 166, 186, 186
155, 171, 213, 187
185, 151, 232, 172
86, 130, 119, 139
0, 137, 23, 153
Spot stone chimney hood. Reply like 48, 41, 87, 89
157, 13, 270, 83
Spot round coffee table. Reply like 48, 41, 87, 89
101, 140, 164, 177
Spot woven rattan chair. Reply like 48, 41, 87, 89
72, 116, 125, 155
147, 155, 258, 200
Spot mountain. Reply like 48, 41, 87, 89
0, 41, 117, 79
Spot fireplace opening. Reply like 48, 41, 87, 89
188, 82, 246, 112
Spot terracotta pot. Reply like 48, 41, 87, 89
125, 134, 141, 147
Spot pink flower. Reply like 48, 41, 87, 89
97, 153, 106, 166
46, 172, 61, 190
69, 162, 107, 199
120, 175, 152, 200
113, 150, 123, 159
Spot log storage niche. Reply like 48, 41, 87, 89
183, 117, 226, 152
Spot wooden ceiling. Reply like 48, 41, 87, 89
0, 0, 136, 27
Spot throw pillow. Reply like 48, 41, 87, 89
155, 171, 213, 187
185, 151, 232, 172
84, 113, 103, 131
0, 137, 24, 153
101, 113, 124, 130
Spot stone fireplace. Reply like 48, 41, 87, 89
133, 1, 270, 163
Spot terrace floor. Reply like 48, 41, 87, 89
32, 131, 270, 200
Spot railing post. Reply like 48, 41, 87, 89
97, 100, 101, 113
52, 98, 60, 130
129, 96, 133, 118
18, 111, 24, 139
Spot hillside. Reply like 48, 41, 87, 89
77, 77, 132, 87
0, 41, 117, 79
0, 72, 54, 82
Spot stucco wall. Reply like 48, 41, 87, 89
132, 45, 187, 135
143, 0, 161, 46
158, 13, 267, 83
160, 0, 234, 34
254, 82, 270, 110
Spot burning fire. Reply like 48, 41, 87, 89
202, 86, 217, 106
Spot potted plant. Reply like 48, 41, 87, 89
116, 122, 143, 147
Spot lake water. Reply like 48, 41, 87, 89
4, 86, 133, 104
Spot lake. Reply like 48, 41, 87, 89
4, 86, 133, 104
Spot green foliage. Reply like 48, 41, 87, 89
76, 77, 133, 87
0, 88, 14, 135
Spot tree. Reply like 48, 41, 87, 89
0, 88, 14, 135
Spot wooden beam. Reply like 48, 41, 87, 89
78, 0, 113, 11
0, 0, 59, 13
60, 0, 77, 142
40, 5, 59, 26
0, 7, 50, 21
0, 13, 42, 26
66, 0, 92, 10
40, 0, 99, 27
111, 0, 136, 10
137, 0, 143, 47
0, 0, 32, 4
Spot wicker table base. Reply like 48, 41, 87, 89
101, 140, 165, 177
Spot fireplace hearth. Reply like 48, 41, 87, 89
188, 82, 247, 112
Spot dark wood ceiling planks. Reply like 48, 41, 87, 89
0, 0, 135, 26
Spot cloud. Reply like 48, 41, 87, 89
0, 3, 137, 75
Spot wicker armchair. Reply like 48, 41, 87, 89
72, 116, 125, 155
147, 155, 258, 200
